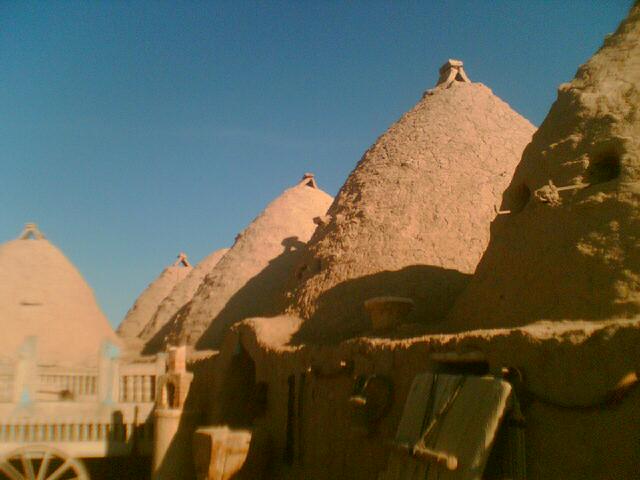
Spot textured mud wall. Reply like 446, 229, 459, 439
139, 248, 229, 342
147, 181, 333, 352
445, 3, 640, 332
286, 81, 534, 345
208, 318, 640, 480
0, 236, 120, 365
118, 260, 192, 339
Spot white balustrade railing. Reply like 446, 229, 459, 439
118, 375, 157, 403
0, 420, 154, 444
38, 374, 98, 399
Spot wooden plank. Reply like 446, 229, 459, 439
385, 373, 436, 480
425, 376, 511, 480
381, 374, 512, 480
222, 430, 252, 480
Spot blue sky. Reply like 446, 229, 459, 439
0, 1, 633, 328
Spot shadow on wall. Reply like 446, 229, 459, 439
217, 345, 261, 428
161, 345, 271, 480
85, 457, 152, 480
151, 408, 200, 480
289, 265, 472, 346
445, 189, 640, 332
143, 302, 191, 355
151, 361, 212, 480
144, 237, 307, 354
194, 236, 308, 350
81, 411, 153, 480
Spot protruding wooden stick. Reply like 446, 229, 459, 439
390, 441, 458, 471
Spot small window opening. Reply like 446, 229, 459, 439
284, 374, 296, 465
296, 264, 308, 280
254, 382, 269, 417
166, 383, 177, 408
586, 153, 621, 184
220, 345, 257, 427
297, 374, 306, 462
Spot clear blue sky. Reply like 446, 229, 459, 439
0, 1, 633, 328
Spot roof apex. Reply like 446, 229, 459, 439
436, 59, 471, 88
18, 223, 45, 240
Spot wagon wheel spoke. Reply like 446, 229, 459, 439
0, 458, 25, 480
35, 451, 51, 480
43, 459, 72, 480
18, 453, 35, 480
1, 447, 88, 480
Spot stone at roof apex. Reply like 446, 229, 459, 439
175, 252, 191, 267
300, 172, 318, 189
18, 222, 45, 240
436, 59, 471, 88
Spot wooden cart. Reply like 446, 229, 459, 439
0, 351, 164, 480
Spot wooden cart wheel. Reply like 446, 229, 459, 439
0, 445, 89, 480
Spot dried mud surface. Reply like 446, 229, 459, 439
138, 248, 229, 342
225, 315, 640, 480
286, 82, 534, 344
446, 3, 640, 333
0, 237, 120, 365
117, 259, 192, 338
146, 181, 333, 352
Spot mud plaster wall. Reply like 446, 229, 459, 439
0, 236, 121, 365
140, 248, 229, 343
151, 183, 333, 353
444, 3, 640, 333
286, 82, 534, 345
202, 319, 640, 480
118, 263, 192, 339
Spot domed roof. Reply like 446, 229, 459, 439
146, 175, 333, 351
138, 247, 229, 342
285, 62, 535, 343
117, 252, 193, 338
0, 223, 120, 365
445, 4, 640, 332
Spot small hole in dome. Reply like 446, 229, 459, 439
508, 184, 531, 214
296, 264, 308, 280
586, 153, 621, 184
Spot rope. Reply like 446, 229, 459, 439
507, 368, 639, 411
419, 376, 467, 445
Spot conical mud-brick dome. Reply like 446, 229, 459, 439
146, 175, 333, 351
117, 252, 192, 338
0, 223, 120, 365
138, 247, 229, 342
286, 62, 535, 343
446, 4, 640, 332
